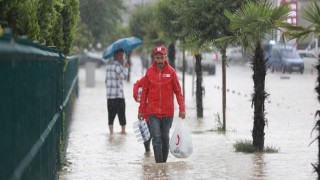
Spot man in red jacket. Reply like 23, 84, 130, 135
138, 45, 186, 163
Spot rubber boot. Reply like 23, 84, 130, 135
144, 139, 151, 152
162, 147, 169, 162
153, 145, 163, 163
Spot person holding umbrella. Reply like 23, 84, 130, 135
138, 45, 186, 163
105, 48, 130, 134
103, 37, 143, 134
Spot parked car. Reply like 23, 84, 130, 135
267, 45, 304, 74
226, 46, 246, 64
298, 50, 318, 74
201, 52, 217, 75
175, 50, 193, 72
176, 51, 217, 75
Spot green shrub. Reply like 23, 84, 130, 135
234, 139, 279, 153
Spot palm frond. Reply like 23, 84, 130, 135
270, 3, 291, 22
303, 0, 320, 26
223, 1, 290, 50
215, 35, 237, 47
278, 21, 314, 42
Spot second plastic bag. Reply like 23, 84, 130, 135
169, 120, 193, 158
133, 120, 150, 142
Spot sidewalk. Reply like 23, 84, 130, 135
59, 56, 318, 180
59, 57, 199, 180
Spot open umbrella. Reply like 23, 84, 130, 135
102, 36, 143, 60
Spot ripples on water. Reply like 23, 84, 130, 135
60, 62, 318, 180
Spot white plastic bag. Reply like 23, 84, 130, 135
169, 120, 193, 158
133, 120, 150, 142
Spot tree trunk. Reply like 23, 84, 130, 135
195, 54, 203, 118
251, 41, 268, 151
221, 47, 227, 131
182, 50, 186, 101
126, 51, 131, 82
168, 42, 176, 69
312, 53, 320, 177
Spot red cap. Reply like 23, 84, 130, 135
153, 46, 166, 55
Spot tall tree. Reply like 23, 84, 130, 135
53, 0, 66, 51
154, 0, 190, 100
129, 4, 161, 45
72, 23, 95, 52
129, 5, 150, 39
79, 0, 124, 47
171, 0, 247, 121
154, 0, 186, 40
0, 0, 80, 54
222, 1, 290, 150
167, 42, 176, 69
280, 0, 320, 176
16, 0, 40, 40
61, 0, 79, 54
0, 0, 18, 30
129, 4, 166, 78
38, 0, 58, 45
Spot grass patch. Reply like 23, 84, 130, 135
206, 113, 236, 133
234, 139, 279, 153
214, 113, 224, 132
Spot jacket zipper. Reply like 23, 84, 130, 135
158, 71, 161, 115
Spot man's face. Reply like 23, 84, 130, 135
115, 51, 125, 61
154, 54, 166, 69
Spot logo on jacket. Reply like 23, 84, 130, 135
163, 74, 170, 78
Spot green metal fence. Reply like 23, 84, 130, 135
0, 32, 78, 180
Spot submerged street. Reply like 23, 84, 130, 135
59, 56, 318, 180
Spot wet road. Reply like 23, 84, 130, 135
59, 57, 318, 180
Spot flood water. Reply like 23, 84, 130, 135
59, 57, 318, 180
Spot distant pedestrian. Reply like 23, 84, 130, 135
133, 76, 151, 153
138, 45, 186, 163
105, 48, 129, 134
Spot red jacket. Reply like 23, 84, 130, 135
133, 76, 149, 122
133, 76, 147, 102
139, 61, 185, 117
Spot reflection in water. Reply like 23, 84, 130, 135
107, 133, 126, 146
143, 163, 170, 180
195, 117, 204, 129
190, 118, 205, 134
142, 161, 189, 180
252, 153, 265, 180
59, 63, 319, 180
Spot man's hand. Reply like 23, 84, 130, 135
124, 62, 130, 68
179, 111, 186, 119
134, 97, 140, 102
138, 113, 144, 120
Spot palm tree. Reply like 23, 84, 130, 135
280, 0, 320, 176
221, 1, 290, 151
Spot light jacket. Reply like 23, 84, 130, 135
139, 61, 185, 118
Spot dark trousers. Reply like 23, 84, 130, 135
107, 98, 126, 126
149, 115, 173, 163
144, 122, 151, 152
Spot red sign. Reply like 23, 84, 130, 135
281, 0, 298, 25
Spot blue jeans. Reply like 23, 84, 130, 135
149, 115, 173, 163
